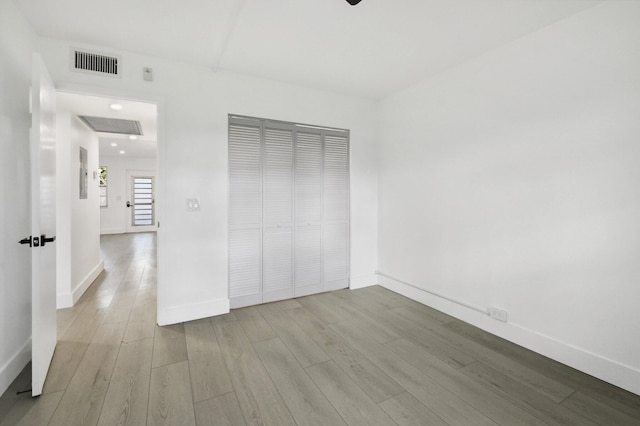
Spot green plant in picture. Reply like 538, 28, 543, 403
99, 166, 107, 186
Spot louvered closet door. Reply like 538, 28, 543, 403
228, 118, 262, 308
294, 130, 323, 297
262, 123, 294, 303
229, 116, 349, 309
323, 132, 350, 291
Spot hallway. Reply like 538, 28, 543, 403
1, 233, 640, 425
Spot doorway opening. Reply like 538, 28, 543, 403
54, 91, 159, 311
57, 93, 158, 236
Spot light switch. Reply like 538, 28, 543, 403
143, 67, 153, 81
186, 198, 200, 212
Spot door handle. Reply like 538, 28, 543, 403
19, 236, 33, 247
19, 236, 40, 247
126, 201, 131, 207
41, 234, 56, 247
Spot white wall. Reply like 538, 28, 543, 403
55, 112, 103, 308
37, 37, 379, 325
99, 155, 156, 235
378, 2, 640, 395
0, 0, 35, 396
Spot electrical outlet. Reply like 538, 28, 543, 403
489, 307, 508, 322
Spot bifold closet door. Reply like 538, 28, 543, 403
262, 124, 294, 303
228, 118, 262, 308
294, 130, 323, 297
229, 116, 349, 308
323, 132, 350, 291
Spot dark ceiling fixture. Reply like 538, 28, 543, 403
346, 0, 362, 5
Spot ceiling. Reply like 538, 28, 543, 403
16, 0, 600, 100
57, 92, 158, 158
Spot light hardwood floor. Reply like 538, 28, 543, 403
1, 232, 639, 425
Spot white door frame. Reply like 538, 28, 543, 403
54, 83, 165, 323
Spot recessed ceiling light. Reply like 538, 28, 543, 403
119, 150, 125, 154
109, 103, 123, 111
111, 143, 118, 147
129, 135, 137, 140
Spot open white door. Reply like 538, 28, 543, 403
30, 53, 57, 397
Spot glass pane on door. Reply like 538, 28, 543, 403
132, 176, 154, 226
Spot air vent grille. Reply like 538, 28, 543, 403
72, 49, 120, 76
79, 116, 143, 135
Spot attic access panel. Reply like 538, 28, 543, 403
79, 116, 143, 135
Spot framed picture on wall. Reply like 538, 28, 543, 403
79, 147, 88, 199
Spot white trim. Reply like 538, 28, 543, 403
378, 274, 640, 396
57, 291, 73, 309
157, 298, 230, 326
0, 338, 31, 397
100, 227, 126, 235
52, 82, 166, 333
73, 260, 104, 305
349, 273, 378, 290
57, 260, 104, 309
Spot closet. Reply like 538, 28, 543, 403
228, 115, 349, 308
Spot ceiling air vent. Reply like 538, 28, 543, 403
79, 116, 143, 135
71, 48, 121, 77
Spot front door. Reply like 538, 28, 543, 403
125, 170, 156, 233
30, 53, 57, 397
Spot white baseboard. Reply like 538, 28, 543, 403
72, 260, 104, 306
56, 260, 104, 309
0, 339, 31, 397
57, 292, 73, 309
100, 228, 125, 235
378, 274, 640, 397
158, 298, 230, 326
349, 273, 378, 290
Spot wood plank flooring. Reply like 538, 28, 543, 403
1, 232, 640, 425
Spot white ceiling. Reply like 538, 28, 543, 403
57, 92, 158, 158
17, 0, 600, 99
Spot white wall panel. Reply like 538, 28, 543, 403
377, 2, 640, 395
55, 112, 103, 308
